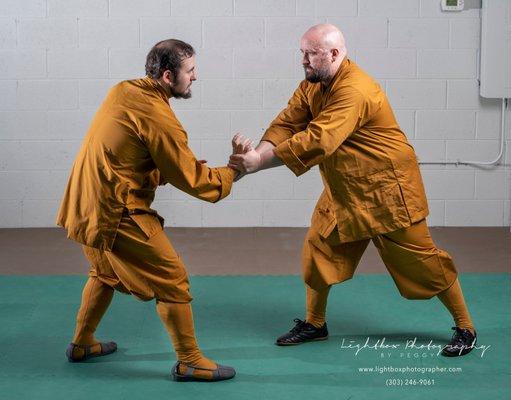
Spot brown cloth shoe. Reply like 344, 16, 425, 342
170, 361, 236, 382
66, 341, 117, 362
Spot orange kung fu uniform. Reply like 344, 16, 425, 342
261, 58, 457, 299
57, 77, 234, 303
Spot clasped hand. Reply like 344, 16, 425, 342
229, 134, 261, 177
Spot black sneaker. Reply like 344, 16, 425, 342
275, 318, 328, 346
441, 327, 477, 357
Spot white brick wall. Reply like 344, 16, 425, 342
316, 0, 357, 17
204, 17, 264, 48
78, 79, 117, 108
48, 48, 109, 78
328, 17, 388, 48
0, 49, 46, 78
0, 0, 509, 228
153, 200, 202, 227
233, 48, 295, 78
356, 49, 416, 79
0, 18, 16, 49
17, 80, 78, 110
266, 17, 317, 47
79, 18, 139, 48
416, 110, 475, 139
202, 79, 263, 109
450, 19, 480, 48
196, 48, 233, 79
48, 0, 108, 17
389, 19, 449, 48
418, 49, 477, 79
426, 200, 445, 227
263, 79, 301, 109
235, 0, 295, 17
359, 0, 419, 18
109, 49, 147, 78
174, 110, 230, 140
172, 0, 232, 17
140, 17, 202, 49
109, 0, 170, 17
386, 80, 446, 109
0, 0, 46, 18
447, 80, 481, 109
18, 18, 78, 48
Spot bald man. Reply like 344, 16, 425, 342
230, 24, 477, 357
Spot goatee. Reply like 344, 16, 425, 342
304, 67, 329, 83
171, 88, 192, 99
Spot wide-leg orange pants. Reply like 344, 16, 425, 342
82, 213, 192, 303
302, 219, 457, 299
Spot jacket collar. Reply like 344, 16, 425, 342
322, 56, 350, 93
142, 76, 171, 102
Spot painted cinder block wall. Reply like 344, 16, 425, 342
0, 0, 510, 228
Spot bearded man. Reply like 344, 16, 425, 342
229, 24, 477, 357
58, 39, 248, 381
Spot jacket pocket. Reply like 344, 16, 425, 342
346, 168, 405, 211
310, 191, 337, 238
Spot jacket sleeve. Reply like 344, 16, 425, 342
274, 86, 366, 176
260, 81, 312, 146
145, 110, 234, 203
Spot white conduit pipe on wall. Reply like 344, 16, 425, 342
419, 98, 507, 167
418, 98, 509, 230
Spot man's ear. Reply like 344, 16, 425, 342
330, 48, 340, 62
161, 70, 174, 86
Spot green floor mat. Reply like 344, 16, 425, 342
0, 274, 509, 400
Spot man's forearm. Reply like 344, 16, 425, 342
258, 148, 283, 171
255, 140, 275, 154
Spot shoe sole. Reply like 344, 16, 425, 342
67, 349, 117, 363
171, 373, 235, 382
275, 335, 329, 346
66, 344, 117, 363
441, 346, 475, 357
170, 362, 236, 382
441, 335, 477, 357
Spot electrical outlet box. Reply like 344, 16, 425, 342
480, 0, 511, 98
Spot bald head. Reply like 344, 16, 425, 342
302, 24, 346, 51
300, 24, 347, 85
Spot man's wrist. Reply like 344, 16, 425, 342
258, 149, 272, 171
255, 140, 275, 154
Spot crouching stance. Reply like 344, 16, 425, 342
57, 39, 242, 381
230, 24, 477, 357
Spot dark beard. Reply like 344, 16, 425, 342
304, 67, 329, 83
170, 86, 192, 99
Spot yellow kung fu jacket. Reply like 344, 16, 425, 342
57, 77, 234, 251
261, 58, 429, 243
